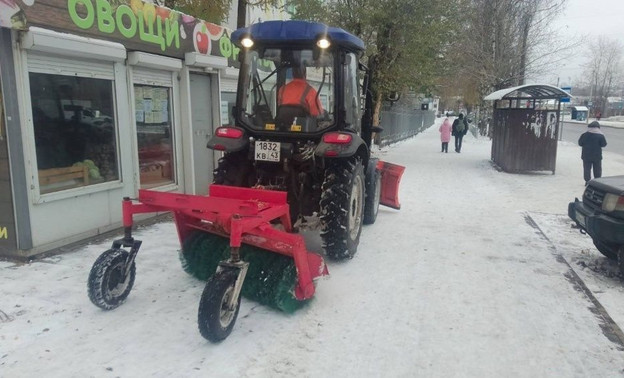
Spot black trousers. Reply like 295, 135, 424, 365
583, 159, 602, 184
454, 135, 463, 152
441, 142, 448, 152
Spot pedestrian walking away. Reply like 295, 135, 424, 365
439, 117, 452, 153
578, 121, 607, 185
452, 113, 469, 153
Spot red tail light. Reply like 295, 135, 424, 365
323, 132, 352, 144
216, 127, 243, 139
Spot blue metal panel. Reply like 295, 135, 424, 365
231, 20, 365, 52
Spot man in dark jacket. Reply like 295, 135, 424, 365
451, 113, 469, 153
578, 121, 607, 185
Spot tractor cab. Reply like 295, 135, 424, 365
230, 21, 365, 138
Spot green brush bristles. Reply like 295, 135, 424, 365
239, 243, 306, 313
179, 231, 230, 280
179, 231, 307, 313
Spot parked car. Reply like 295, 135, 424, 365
568, 176, 624, 273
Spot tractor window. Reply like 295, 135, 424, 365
343, 53, 361, 132
239, 48, 335, 133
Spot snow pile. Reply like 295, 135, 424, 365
2, 119, 624, 377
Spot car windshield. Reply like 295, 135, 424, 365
238, 47, 335, 133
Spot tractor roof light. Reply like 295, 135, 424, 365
323, 132, 352, 144
241, 37, 254, 48
216, 127, 244, 139
316, 38, 331, 49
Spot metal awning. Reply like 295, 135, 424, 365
484, 84, 572, 100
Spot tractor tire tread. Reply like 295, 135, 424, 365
87, 248, 136, 310
198, 269, 241, 342
320, 158, 364, 260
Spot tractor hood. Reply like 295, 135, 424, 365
231, 20, 365, 52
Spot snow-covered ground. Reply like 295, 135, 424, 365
2, 118, 624, 377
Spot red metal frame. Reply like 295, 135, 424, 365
122, 185, 328, 300
377, 161, 405, 210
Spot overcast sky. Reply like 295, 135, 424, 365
534, 0, 624, 88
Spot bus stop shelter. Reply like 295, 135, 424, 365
571, 106, 589, 121
484, 84, 571, 174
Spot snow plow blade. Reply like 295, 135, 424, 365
377, 161, 405, 210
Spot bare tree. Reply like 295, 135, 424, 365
455, 0, 572, 97
157, 0, 231, 24
583, 36, 623, 117
444, 0, 580, 123
155, 0, 280, 26
289, 0, 460, 126
237, 0, 283, 28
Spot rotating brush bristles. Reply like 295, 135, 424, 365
180, 231, 307, 313
179, 231, 230, 280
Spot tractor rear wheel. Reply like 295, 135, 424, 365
213, 150, 253, 187
363, 167, 381, 225
87, 248, 136, 310
320, 158, 365, 260
198, 269, 242, 342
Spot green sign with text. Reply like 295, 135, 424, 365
0, 0, 240, 63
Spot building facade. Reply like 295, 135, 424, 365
0, 0, 277, 259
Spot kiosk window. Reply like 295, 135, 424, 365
134, 85, 175, 188
29, 73, 119, 194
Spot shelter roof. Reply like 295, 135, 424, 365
484, 84, 572, 100
572, 106, 589, 111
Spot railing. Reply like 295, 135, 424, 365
377, 108, 435, 146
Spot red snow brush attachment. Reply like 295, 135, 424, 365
105, 185, 329, 341
121, 185, 328, 311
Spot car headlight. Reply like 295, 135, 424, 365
602, 193, 624, 212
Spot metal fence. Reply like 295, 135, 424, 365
377, 107, 435, 146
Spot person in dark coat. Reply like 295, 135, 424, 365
451, 113, 469, 153
578, 121, 607, 185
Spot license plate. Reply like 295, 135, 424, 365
255, 141, 280, 162
576, 213, 586, 228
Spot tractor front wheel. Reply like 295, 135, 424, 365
213, 150, 253, 187
198, 269, 242, 342
320, 158, 365, 260
87, 248, 136, 310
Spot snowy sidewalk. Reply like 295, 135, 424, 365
2, 120, 624, 377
